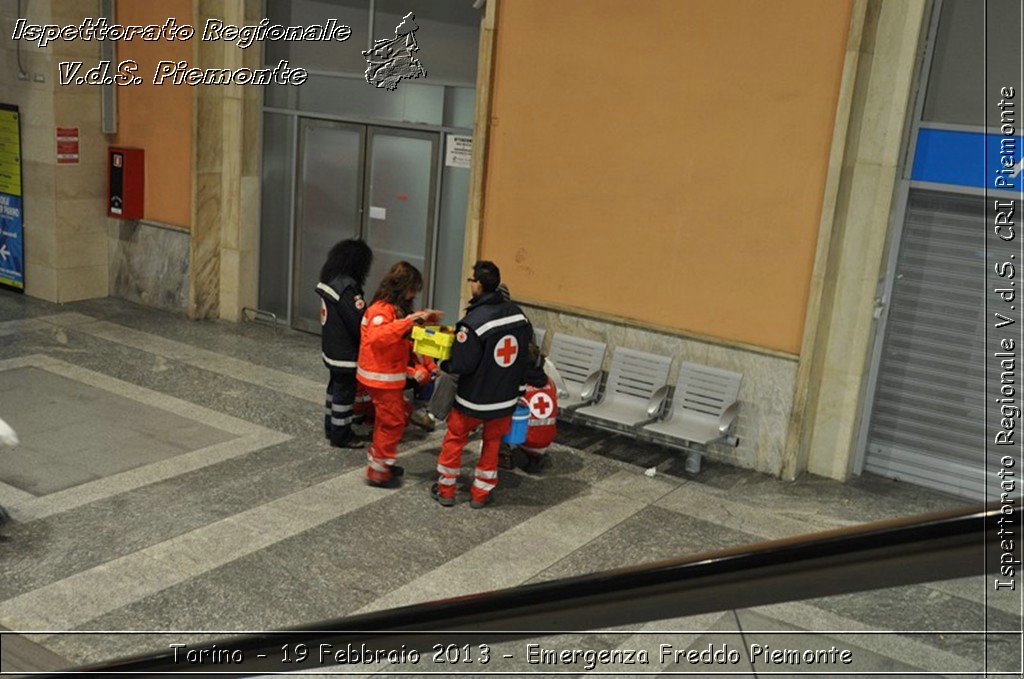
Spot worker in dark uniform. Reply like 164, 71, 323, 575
317, 239, 373, 449
432, 261, 533, 508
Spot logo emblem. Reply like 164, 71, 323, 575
354, 296, 365, 310
362, 12, 427, 91
456, 329, 468, 343
493, 335, 519, 367
373, 315, 384, 326
319, 299, 327, 326
528, 392, 554, 419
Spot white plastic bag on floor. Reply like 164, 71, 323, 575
0, 417, 16, 526
0, 417, 17, 446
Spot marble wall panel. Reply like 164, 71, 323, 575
108, 221, 190, 313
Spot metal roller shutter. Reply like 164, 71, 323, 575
864, 190, 992, 499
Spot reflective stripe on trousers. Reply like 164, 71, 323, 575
325, 371, 357, 446
436, 408, 511, 502
365, 386, 407, 483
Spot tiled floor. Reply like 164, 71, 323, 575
0, 292, 1012, 677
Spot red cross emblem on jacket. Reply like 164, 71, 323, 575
528, 391, 553, 418
494, 335, 519, 367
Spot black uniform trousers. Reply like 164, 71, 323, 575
324, 369, 358, 445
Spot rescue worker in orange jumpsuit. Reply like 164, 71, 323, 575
357, 261, 442, 487
432, 261, 533, 508
353, 352, 437, 428
317, 239, 373, 449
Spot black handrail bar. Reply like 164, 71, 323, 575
42, 503, 1007, 675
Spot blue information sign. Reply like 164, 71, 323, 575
0, 103, 23, 292
0, 194, 23, 289
911, 126, 1023, 191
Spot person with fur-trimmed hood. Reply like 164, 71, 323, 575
431, 261, 533, 508
317, 239, 373, 449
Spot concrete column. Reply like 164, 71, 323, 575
218, 0, 262, 322
0, 0, 108, 303
785, 0, 931, 480
189, 0, 224, 319
459, 0, 498, 311
189, 0, 260, 321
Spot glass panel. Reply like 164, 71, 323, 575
258, 112, 295, 319
270, 74, 444, 125
265, 0, 370, 76
263, 80, 298, 109
374, 0, 482, 86
362, 131, 436, 307
293, 121, 364, 333
443, 86, 476, 128
432, 159, 471, 321
922, 0, 1024, 128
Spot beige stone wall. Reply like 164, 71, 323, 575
0, 0, 108, 303
480, 0, 854, 356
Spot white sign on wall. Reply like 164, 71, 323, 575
445, 134, 472, 169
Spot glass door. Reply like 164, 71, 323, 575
361, 127, 439, 309
291, 119, 365, 333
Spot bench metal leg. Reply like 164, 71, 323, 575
685, 451, 701, 475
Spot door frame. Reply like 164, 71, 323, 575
290, 117, 443, 332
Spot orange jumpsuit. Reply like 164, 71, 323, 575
354, 351, 436, 424
357, 300, 416, 484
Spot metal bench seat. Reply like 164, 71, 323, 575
547, 333, 607, 410
574, 347, 672, 429
642, 362, 742, 472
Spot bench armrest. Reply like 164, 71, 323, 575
580, 371, 602, 403
718, 402, 739, 434
646, 385, 670, 418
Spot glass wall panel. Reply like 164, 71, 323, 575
922, 0, 1024, 128
258, 112, 295, 319
374, 0, 482, 86
433, 160, 470, 321
267, 74, 444, 126
443, 86, 476, 129
266, 0, 370, 76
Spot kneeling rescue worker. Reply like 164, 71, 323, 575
433, 260, 533, 508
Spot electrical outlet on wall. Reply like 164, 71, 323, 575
33, 73, 45, 83
16, 72, 29, 81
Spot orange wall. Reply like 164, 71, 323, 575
481, 0, 853, 354
113, 0, 192, 228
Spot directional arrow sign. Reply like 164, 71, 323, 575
0, 244, 9, 262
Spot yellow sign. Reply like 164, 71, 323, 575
0, 108, 21, 197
